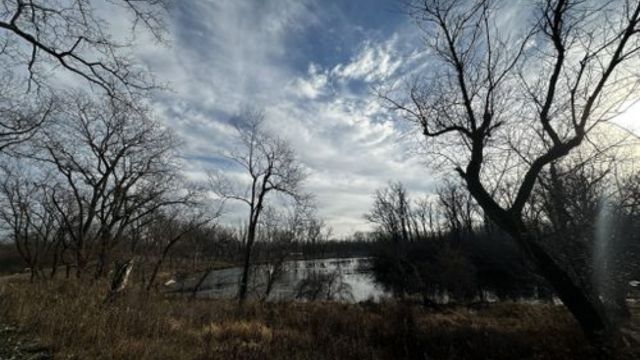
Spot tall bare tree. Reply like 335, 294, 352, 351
211, 108, 307, 302
385, 0, 640, 344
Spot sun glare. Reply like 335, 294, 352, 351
613, 101, 640, 136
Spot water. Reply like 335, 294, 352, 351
172, 257, 390, 302
170, 256, 562, 304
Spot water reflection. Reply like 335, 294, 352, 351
173, 257, 389, 302
171, 257, 564, 304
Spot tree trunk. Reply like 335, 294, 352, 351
147, 256, 165, 291
50, 238, 60, 279
238, 214, 260, 305
465, 175, 614, 347
147, 238, 179, 291
29, 266, 36, 283
520, 235, 613, 344
238, 221, 257, 303
95, 232, 113, 279
75, 249, 86, 278
191, 267, 214, 298
95, 250, 108, 279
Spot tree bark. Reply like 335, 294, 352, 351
238, 220, 257, 302
520, 234, 611, 342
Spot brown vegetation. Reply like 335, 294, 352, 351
2, 277, 635, 360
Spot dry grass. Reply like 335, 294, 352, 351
0, 278, 630, 359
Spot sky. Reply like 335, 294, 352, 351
115, 0, 640, 237
2, 0, 639, 237
130, 0, 441, 236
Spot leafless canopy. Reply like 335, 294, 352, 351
0, 163, 58, 280
0, 78, 55, 151
0, 0, 168, 95
211, 108, 308, 208
384, 0, 640, 342
365, 181, 414, 243
210, 108, 308, 302
0, 0, 168, 151
29, 93, 186, 277
387, 0, 640, 220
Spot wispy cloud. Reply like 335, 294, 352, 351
133, 0, 438, 236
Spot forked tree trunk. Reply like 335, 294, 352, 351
466, 176, 615, 347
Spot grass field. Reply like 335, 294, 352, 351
2, 277, 631, 359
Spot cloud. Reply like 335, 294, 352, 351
330, 37, 403, 83
130, 0, 437, 236
288, 63, 330, 99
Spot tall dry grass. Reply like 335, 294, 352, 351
0, 278, 622, 359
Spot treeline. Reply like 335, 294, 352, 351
367, 162, 640, 310
0, 95, 204, 283
367, 181, 548, 304
0, 0, 195, 292
0, 94, 370, 299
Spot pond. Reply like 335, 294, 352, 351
171, 257, 390, 302
169, 256, 565, 304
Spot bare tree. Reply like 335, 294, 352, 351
384, 0, 640, 344
0, 0, 167, 153
365, 181, 414, 244
0, 163, 58, 281
256, 201, 322, 300
0, 0, 167, 96
0, 81, 55, 152
145, 205, 220, 291
253, 206, 293, 301
366, 182, 427, 299
33, 93, 185, 278
437, 179, 477, 238
305, 216, 332, 245
294, 269, 353, 302
413, 195, 441, 238
210, 108, 307, 303
534, 156, 640, 325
